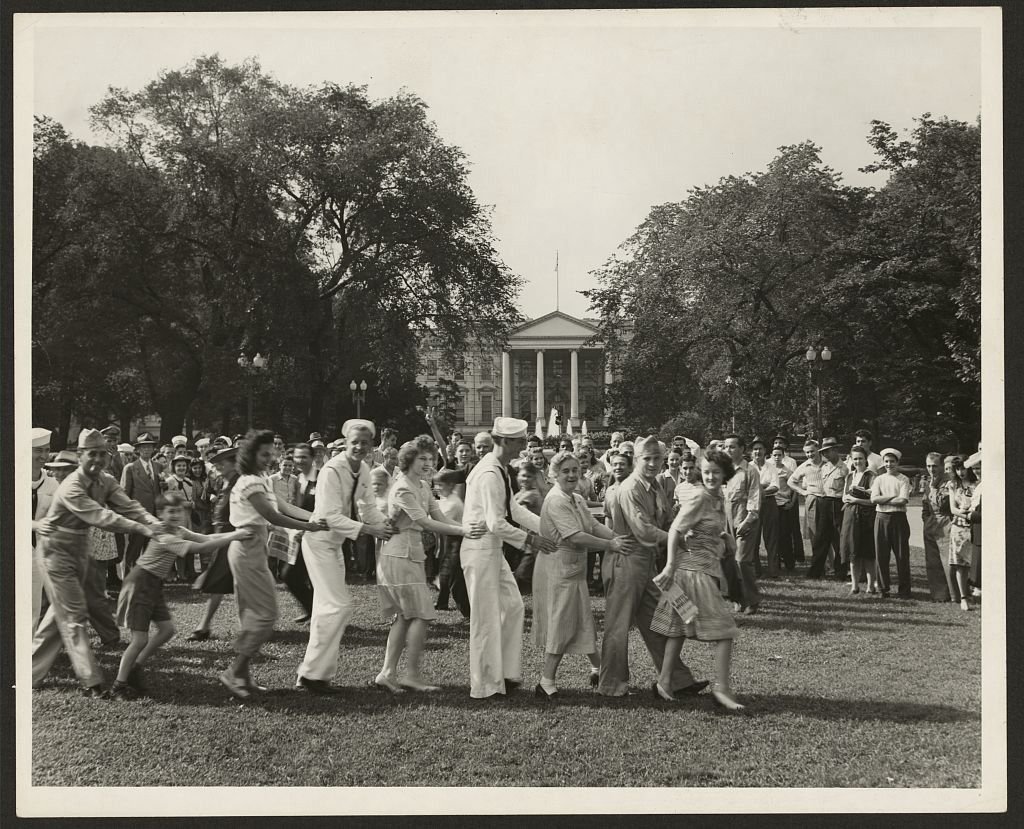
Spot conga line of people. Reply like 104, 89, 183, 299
29, 416, 982, 708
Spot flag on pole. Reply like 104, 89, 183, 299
581, 421, 588, 436
547, 407, 559, 440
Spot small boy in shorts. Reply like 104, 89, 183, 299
112, 491, 251, 700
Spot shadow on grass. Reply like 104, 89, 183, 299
94, 673, 979, 726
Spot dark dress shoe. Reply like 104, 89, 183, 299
185, 629, 211, 642
109, 683, 137, 701
297, 676, 341, 694
81, 685, 109, 699
589, 671, 600, 688
534, 683, 557, 700
673, 679, 710, 698
504, 679, 522, 693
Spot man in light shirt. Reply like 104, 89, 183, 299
788, 438, 846, 580
768, 446, 798, 572
461, 417, 555, 699
598, 436, 707, 698
33, 429, 162, 696
870, 448, 912, 598
295, 421, 393, 694
751, 437, 780, 578
853, 429, 885, 473
723, 435, 762, 612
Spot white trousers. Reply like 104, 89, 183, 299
297, 533, 354, 682
460, 541, 524, 698
31, 548, 43, 635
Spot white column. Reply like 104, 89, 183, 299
535, 349, 545, 437
570, 349, 580, 428
501, 350, 512, 418
604, 362, 614, 427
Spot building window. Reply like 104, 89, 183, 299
453, 358, 465, 381
426, 358, 438, 377
480, 393, 492, 425
550, 356, 566, 378
455, 396, 465, 424
479, 358, 493, 383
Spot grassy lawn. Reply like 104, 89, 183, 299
31, 545, 981, 788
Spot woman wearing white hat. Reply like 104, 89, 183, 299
294, 419, 394, 695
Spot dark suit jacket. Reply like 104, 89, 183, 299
107, 452, 125, 485
121, 458, 165, 515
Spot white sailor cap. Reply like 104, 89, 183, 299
31, 427, 52, 448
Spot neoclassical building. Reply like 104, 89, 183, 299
416, 310, 611, 435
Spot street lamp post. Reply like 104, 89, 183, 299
237, 351, 268, 430
724, 375, 737, 433
804, 345, 833, 440
350, 379, 368, 419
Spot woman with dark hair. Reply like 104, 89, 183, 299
217, 430, 327, 699
374, 438, 484, 692
653, 449, 743, 711
188, 458, 209, 534
946, 455, 977, 611
840, 445, 878, 595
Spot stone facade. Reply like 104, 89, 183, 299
416, 310, 610, 434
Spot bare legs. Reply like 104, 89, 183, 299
116, 621, 175, 685
376, 617, 438, 692
658, 637, 743, 710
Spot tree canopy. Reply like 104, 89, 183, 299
33, 55, 522, 443
586, 116, 981, 452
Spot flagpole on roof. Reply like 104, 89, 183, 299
555, 251, 559, 312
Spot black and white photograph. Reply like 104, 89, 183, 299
10, 4, 1005, 818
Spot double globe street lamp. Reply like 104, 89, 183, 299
238, 351, 268, 430
350, 379, 368, 419
805, 345, 833, 440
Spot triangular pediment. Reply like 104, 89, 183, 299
511, 311, 600, 339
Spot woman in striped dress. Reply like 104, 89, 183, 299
532, 451, 623, 699
374, 438, 485, 693
652, 449, 743, 711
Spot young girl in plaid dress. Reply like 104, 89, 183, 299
653, 449, 743, 711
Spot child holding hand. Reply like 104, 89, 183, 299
112, 491, 252, 700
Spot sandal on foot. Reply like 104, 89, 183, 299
710, 683, 745, 712
373, 674, 407, 694
219, 670, 250, 700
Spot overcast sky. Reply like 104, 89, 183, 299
28, 11, 983, 320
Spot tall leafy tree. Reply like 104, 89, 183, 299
586, 142, 867, 438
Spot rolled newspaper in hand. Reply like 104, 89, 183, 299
655, 579, 699, 624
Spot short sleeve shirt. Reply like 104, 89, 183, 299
136, 527, 205, 578
229, 474, 276, 528
540, 486, 600, 551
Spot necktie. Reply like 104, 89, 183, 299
31, 482, 39, 546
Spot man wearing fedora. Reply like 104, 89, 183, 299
33, 428, 163, 696
789, 438, 847, 580
120, 432, 165, 573
461, 417, 556, 699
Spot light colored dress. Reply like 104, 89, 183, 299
377, 474, 441, 622
650, 484, 739, 642
532, 487, 600, 654
947, 482, 975, 567
228, 473, 278, 657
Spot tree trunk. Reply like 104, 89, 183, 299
58, 396, 74, 451
157, 398, 193, 445
220, 405, 232, 438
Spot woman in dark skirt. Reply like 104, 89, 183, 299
840, 445, 877, 595
186, 447, 238, 641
